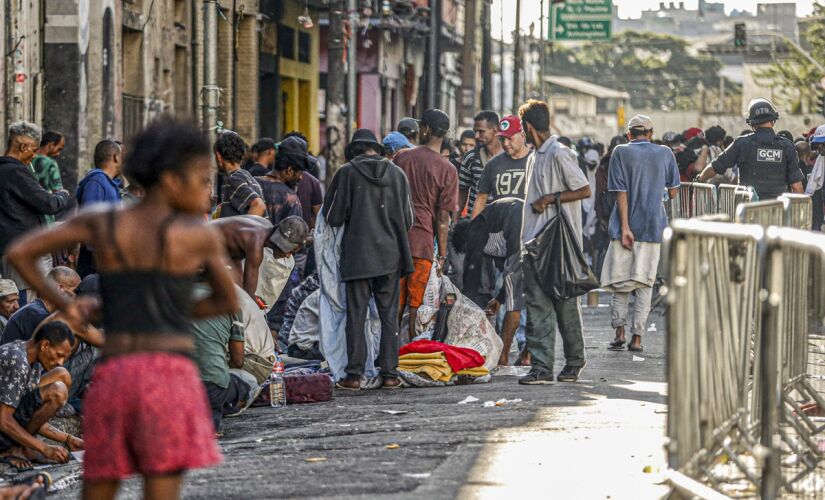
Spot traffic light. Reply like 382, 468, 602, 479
819, 93, 825, 119
734, 23, 746, 47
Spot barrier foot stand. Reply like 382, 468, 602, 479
665, 469, 733, 500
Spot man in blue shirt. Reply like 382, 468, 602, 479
76, 140, 123, 207
602, 115, 680, 353
75, 140, 123, 277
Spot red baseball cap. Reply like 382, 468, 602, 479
497, 116, 523, 138
683, 127, 704, 141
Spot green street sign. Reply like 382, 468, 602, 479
551, 0, 613, 41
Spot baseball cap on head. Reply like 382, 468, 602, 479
397, 117, 420, 136
277, 136, 310, 170
0, 279, 18, 297
497, 116, 523, 138
584, 149, 600, 165
627, 114, 653, 132
269, 216, 309, 254
812, 125, 825, 144
420, 109, 450, 136
683, 127, 704, 141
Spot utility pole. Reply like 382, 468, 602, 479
347, 0, 358, 139
325, 0, 347, 183
428, 0, 439, 109
511, 0, 521, 113
202, 0, 219, 143
461, 0, 479, 124
480, 0, 492, 110
540, 0, 546, 98
499, 0, 504, 114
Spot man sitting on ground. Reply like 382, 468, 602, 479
191, 286, 258, 432
0, 321, 83, 470
38, 275, 104, 413
0, 280, 20, 337
1, 267, 79, 345
211, 215, 309, 304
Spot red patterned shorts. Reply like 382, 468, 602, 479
82, 352, 222, 481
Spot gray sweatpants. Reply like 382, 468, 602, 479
610, 287, 653, 336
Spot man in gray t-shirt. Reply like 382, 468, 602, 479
472, 115, 531, 217
518, 100, 592, 385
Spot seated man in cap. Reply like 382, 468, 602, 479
0, 280, 20, 337
211, 215, 309, 306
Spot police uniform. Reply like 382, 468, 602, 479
709, 128, 803, 200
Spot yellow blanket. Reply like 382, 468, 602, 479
398, 352, 453, 382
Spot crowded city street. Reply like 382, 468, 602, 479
0, 0, 824, 499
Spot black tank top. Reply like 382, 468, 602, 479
99, 210, 196, 335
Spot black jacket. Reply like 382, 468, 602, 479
322, 154, 415, 281
0, 156, 70, 254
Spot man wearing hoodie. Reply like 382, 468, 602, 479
322, 129, 414, 390
75, 140, 124, 277
0, 122, 70, 304
394, 109, 459, 342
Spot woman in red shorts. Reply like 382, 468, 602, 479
7, 117, 239, 499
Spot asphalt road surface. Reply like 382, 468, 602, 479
28, 299, 670, 499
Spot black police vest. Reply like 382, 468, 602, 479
737, 133, 789, 199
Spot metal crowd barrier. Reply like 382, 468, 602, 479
669, 182, 718, 220
758, 227, 825, 498
664, 218, 825, 498
664, 220, 765, 492
779, 194, 813, 230
718, 184, 756, 221
736, 199, 788, 228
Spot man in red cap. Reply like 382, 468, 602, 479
472, 115, 532, 218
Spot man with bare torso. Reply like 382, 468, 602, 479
210, 215, 308, 305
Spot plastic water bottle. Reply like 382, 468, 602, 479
269, 357, 286, 408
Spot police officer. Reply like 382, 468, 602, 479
697, 98, 804, 199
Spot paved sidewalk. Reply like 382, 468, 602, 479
42, 301, 669, 499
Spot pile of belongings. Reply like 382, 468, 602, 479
397, 340, 491, 387
415, 268, 503, 372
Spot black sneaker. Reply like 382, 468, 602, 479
557, 362, 586, 382
518, 369, 556, 385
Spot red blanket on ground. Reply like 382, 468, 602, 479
399, 340, 485, 372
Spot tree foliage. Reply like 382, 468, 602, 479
548, 31, 738, 111
756, 3, 824, 114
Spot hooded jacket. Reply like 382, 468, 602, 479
322, 154, 415, 281
0, 156, 70, 254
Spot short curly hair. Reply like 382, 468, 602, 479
214, 131, 247, 164
518, 100, 550, 133
123, 115, 211, 189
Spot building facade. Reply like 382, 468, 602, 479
1, 0, 322, 189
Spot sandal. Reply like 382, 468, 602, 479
0, 455, 33, 472
335, 377, 361, 391
607, 339, 626, 351
382, 377, 402, 390
13, 471, 52, 489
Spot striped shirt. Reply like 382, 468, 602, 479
459, 147, 488, 213
221, 169, 264, 215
